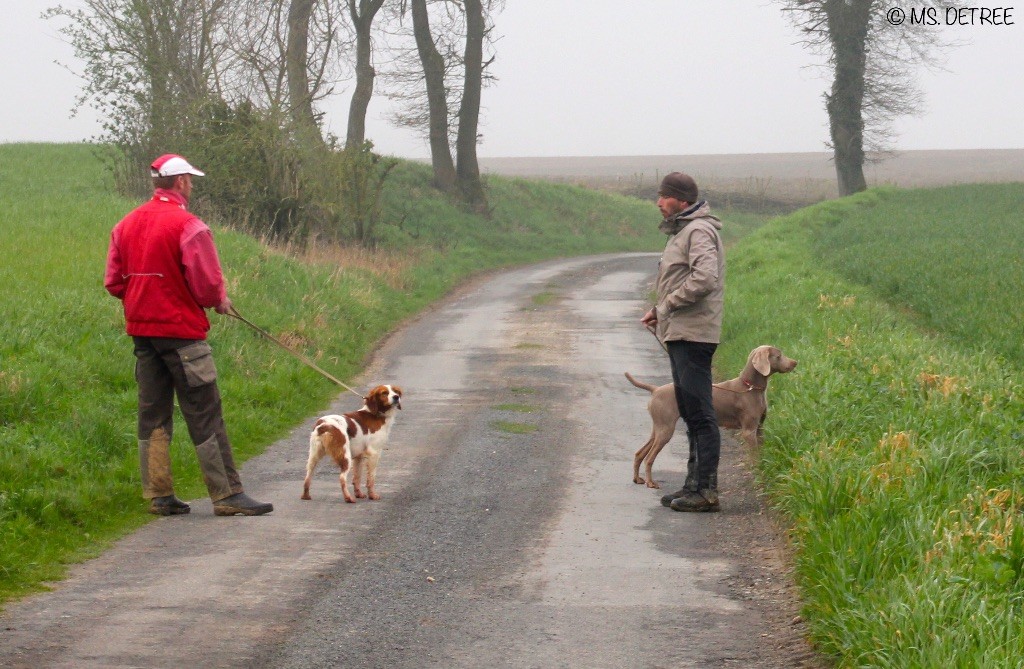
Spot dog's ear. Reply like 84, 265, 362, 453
752, 346, 772, 376
365, 388, 383, 414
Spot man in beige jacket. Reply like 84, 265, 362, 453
641, 172, 725, 512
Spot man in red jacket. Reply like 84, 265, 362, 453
105, 154, 273, 517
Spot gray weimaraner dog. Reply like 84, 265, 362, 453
625, 345, 797, 489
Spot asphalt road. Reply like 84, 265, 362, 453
0, 253, 823, 669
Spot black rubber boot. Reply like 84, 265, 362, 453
148, 495, 191, 516
213, 492, 274, 516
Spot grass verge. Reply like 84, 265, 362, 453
719, 186, 1024, 667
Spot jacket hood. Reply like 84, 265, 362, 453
659, 200, 721, 235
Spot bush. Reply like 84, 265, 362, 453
101, 98, 400, 247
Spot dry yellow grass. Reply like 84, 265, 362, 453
264, 237, 420, 291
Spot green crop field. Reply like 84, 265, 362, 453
717, 184, 1024, 667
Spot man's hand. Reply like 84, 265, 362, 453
641, 308, 657, 327
215, 297, 234, 315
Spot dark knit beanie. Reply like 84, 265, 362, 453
658, 172, 698, 203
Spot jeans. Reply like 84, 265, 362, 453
666, 340, 720, 491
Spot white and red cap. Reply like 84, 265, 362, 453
150, 154, 205, 178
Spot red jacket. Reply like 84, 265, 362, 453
105, 189, 226, 340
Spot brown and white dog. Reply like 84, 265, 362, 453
302, 384, 403, 503
625, 345, 797, 489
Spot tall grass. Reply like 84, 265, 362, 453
0, 143, 675, 605
811, 184, 1024, 364
719, 186, 1024, 667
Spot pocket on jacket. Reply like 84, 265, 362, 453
178, 341, 217, 387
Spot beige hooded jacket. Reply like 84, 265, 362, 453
654, 200, 725, 344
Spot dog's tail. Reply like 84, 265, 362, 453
624, 372, 658, 394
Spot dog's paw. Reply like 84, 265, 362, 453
368, 492, 381, 501
646, 481, 661, 489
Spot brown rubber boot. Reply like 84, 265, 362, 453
139, 427, 174, 499
148, 495, 191, 515
213, 492, 274, 516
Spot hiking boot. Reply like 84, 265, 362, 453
213, 492, 274, 516
669, 489, 720, 513
660, 483, 698, 507
659, 485, 692, 506
149, 495, 191, 516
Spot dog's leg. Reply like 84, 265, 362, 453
337, 453, 356, 503
641, 419, 677, 489
634, 433, 656, 484
302, 435, 326, 500
351, 455, 366, 499
643, 428, 675, 489
365, 448, 382, 501
738, 416, 761, 451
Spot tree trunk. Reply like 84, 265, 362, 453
825, 0, 870, 196
345, 0, 385, 149
455, 0, 487, 210
410, 0, 457, 192
287, 0, 323, 148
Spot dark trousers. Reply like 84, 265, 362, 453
666, 340, 720, 491
133, 337, 242, 501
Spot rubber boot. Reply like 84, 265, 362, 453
214, 492, 274, 516
195, 433, 238, 501
149, 495, 190, 515
660, 431, 699, 507
139, 427, 174, 500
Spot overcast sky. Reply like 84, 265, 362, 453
3, 1, 1021, 158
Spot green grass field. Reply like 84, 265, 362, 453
0, 143, 680, 605
717, 184, 1024, 667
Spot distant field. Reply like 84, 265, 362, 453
479, 149, 1024, 212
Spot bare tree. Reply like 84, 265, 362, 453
287, 0, 320, 146
780, 0, 960, 196
46, 0, 229, 191
454, 0, 490, 208
220, 0, 291, 107
287, 0, 351, 148
346, 0, 387, 148
408, 0, 458, 191
388, 0, 499, 204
